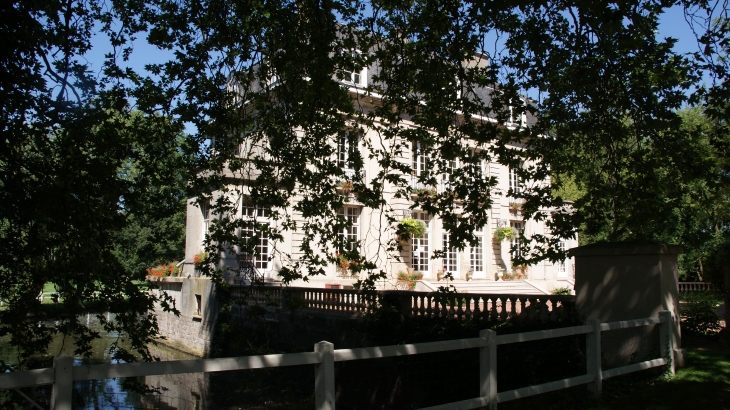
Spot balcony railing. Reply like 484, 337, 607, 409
230, 286, 576, 324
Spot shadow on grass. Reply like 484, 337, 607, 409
499, 348, 730, 410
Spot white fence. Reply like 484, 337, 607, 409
0, 311, 675, 410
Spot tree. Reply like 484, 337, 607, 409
2, 0, 729, 373
0, 0, 186, 373
134, 0, 715, 275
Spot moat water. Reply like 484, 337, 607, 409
1, 313, 204, 409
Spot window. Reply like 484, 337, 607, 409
443, 234, 459, 276
510, 101, 527, 126
343, 52, 366, 86
338, 130, 359, 171
240, 197, 271, 270
442, 159, 458, 192
470, 233, 484, 275
411, 212, 430, 273
509, 167, 521, 195
337, 207, 360, 251
194, 294, 202, 316
201, 200, 211, 247
557, 241, 566, 277
412, 142, 428, 189
510, 221, 523, 257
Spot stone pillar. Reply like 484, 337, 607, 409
568, 242, 683, 367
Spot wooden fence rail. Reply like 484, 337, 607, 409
230, 286, 576, 323
0, 311, 674, 410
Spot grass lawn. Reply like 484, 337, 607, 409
500, 333, 730, 410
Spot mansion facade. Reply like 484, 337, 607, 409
182, 57, 577, 293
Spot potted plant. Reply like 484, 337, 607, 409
397, 271, 424, 290
397, 217, 426, 242
193, 251, 208, 271
509, 202, 522, 213
147, 261, 181, 278
336, 253, 359, 276
339, 180, 354, 195
493, 227, 515, 242
413, 187, 437, 198
512, 263, 528, 279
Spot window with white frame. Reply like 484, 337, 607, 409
412, 142, 428, 189
200, 200, 211, 248
338, 130, 359, 172
466, 150, 485, 184
343, 52, 366, 87
509, 166, 521, 196
442, 159, 457, 192
557, 241, 567, 277
443, 234, 459, 277
411, 212, 430, 273
510, 221, 523, 257
510, 105, 527, 126
470, 232, 484, 275
240, 197, 271, 270
337, 207, 360, 251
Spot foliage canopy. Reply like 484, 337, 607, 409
0, 0, 728, 371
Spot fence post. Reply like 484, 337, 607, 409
51, 354, 73, 410
314, 341, 335, 410
659, 310, 675, 375
480, 329, 497, 409
586, 318, 602, 398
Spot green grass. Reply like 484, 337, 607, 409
42, 282, 57, 293
500, 345, 730, 410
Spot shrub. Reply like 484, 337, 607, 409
193, 251, 208, 269
552, 287, 572, 295
680, 291, 722, 335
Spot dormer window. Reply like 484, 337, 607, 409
342, 52, 366, 87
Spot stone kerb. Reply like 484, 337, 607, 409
569, 242, 683, 368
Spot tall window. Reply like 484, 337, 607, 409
557, 241, 566, 277
509, 167, 521, 195
443, 234, 459, 277
241, 198, 271, 270
337, 207, 360, 251
470, 233, 484, 275
442, 159, 457, 192
200, 200, 211, 248
412, 142, 428, 189
338, 130, 359, 171
411, 212, 430, 273
510, 221, 523, 258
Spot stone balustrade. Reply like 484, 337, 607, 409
678, 282, 712, 293
230, 285, 576, 323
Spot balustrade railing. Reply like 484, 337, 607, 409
230, 286, 575, 323
678, 282, 712, 293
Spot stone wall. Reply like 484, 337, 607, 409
151, 277, 218, 357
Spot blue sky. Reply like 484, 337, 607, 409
81, 4, 707, 135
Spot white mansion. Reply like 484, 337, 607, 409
181, 55, 577, 294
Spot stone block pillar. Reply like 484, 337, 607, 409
568, 243, 683, 367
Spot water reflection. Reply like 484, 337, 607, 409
1, 314, 206, 410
